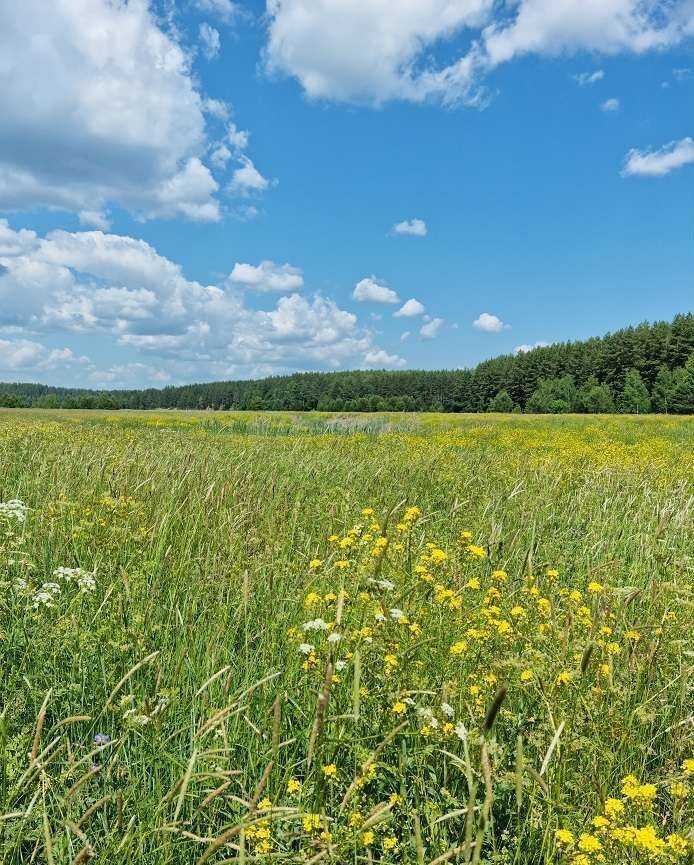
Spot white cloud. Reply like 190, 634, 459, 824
353, 277, 400, 304
400, 331, 411, 341
78, 210, 111, 231
264, 1, 694, 106
622, 138, 694, 177
199, 23, 221, 59
229, 156, 271, 196
394, 298, 425, 317
229, 260, 304, 292
264, 0, 493, 106
0, 221, 382, 381
194, 0, 239, 23
672, 67, 692, 82
392, 218, 428, 237
482, 0, 693, 68
420, 317, 444, 339
473, 312, 510, 332
573, 69, 604, 85
363, 349, 407, 369
513, 341, 550, 354
601, 97, 620, 111
90, 362, 171, 386
0, 338, 87, 373
0, 0, 227, 222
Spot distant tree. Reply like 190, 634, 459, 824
618, 368, 651, 414
650, 366, 674, 413
487, 389, 514, 412
577, 377, 615, 413
526, 376, 577, 413
0, 392, 27, 408
670, 355, 694, 414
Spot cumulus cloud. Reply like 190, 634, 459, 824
0, 0, 230, 223
229, 156, 271, 196
199, 23, 221, 59
573, 69, 604, 85
0, 338, 87, 373
394, 298, 425, 317
363, 349, 407, 369
264, 0, 493, 106
392, 218, 428, 237
622, 138, 694, 177
420, 317, 444, 338
229, 260, 304, 292
473, 312, 510, 332
353, 277, 400, 304
514, 341, 550, 354
601, 97, 620, 111
0, 220, 384, 381
264, 1, 693, 106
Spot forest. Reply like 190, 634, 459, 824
2, 312, 693, 413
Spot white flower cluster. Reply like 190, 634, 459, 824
367, 577, 395, 591
302, 618, 329, 631
0, 499, 28, 523
32, 581, 61, 609
53, 566, 96, 593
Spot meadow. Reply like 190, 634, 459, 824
0, 409, 692, 864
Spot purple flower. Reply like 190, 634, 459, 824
94, 732, 110, 747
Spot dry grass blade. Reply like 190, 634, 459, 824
30, 689, 52, 763
540, 720, 565, 777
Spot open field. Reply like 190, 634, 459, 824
0, 410, 692, 864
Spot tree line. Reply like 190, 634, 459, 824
2, 313, 693, 414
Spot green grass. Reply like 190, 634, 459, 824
0, 410, 692, 864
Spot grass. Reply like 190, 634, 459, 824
0, 409, 692, 864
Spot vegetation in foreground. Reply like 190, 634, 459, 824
0, 410, 692, 864
2, 312, 694, 414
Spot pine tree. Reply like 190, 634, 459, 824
651, 366, 674, 413
670, 355, 694, 414
618, 369, 651, 414
487, 390, 514, 412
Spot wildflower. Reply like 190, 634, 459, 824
598, 663, 610, 677
32, 582, 61, 609
577, 833, 602, 853
669, 782, 688, 798
464, 578, 480, 590
604, 798, 624, 819
392, 701, 407, 715
556, 671, 572, 685
257, 797, 272, 811
302, 814, 321, 832
666, 834, 689, 856
546, 569, 559, 578
322, 763, 337, 779
302, 618, 329, 631
327, 632, 341, 643
348, 812, 363, 828
304, 592, 321, 607
403, 506, 421, 522
587, 581, 604, 594
520, 669, 534, 682
298, 643, 315, 654
287, 778, 302, 794
466, 544, 486, 559
510, 605, 526, 618
450, 640, 468, 655
324, 591, 337, 602
491, 569, 508, 582
682, 758, 694, 776
592, 815, 609, 829
621, 775, 657, 802
362, 831, 375, 846
625, 629, 641, 642
0, 500, 28, 522
555, 829, 575, 847
383, 836, 398, 851
389, 793, 402, 806
309, 559, 322, 569
441, 702, 454, 717
335, 560, 351, 569
606, 641, 620, 655
93, 732, 110, 746
384, 654, 398, 670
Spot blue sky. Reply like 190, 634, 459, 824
0, 0, 692, 388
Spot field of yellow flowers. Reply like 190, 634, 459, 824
0, 409, 692, 864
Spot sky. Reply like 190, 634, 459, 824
0, 0, 692, 389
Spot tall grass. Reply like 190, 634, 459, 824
0, 410, 691, 864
